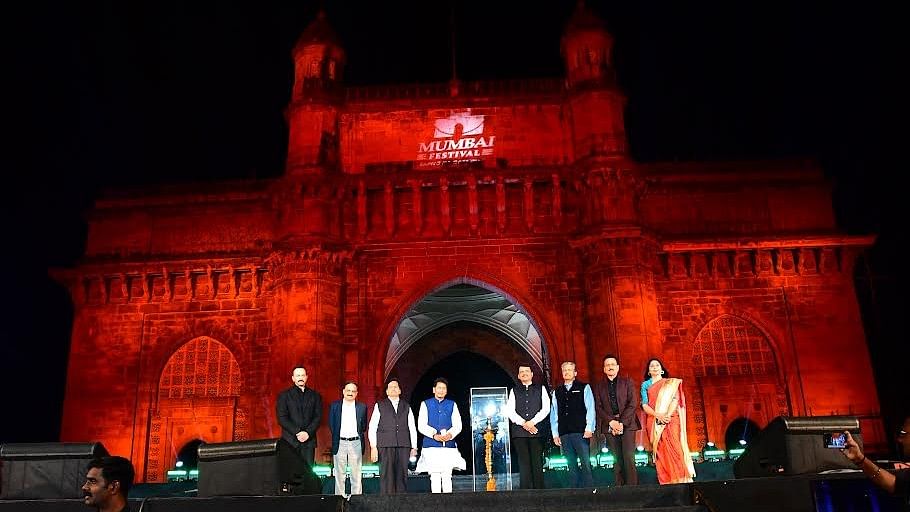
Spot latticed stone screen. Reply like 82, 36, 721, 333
692, 316, 777, 377
159, 337, 241, 398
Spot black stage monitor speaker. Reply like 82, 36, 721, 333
0, 442, 108, 499
733, 415, 862, 478
197, 438, 320, 497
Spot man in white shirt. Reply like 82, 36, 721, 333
328, 381, 367, 497
368, 378, 418, 494
504, 364, 550, 489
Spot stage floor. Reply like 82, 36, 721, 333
134, 460, 740, 496
0, 466, 906, 512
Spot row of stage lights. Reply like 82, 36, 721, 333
543, 439, 748, 470
166, 440, 749, 482
167, 462, 367, 482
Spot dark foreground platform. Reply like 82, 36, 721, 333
0, 472, 905, 512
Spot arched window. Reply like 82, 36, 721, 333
159, 336, 241, 399
692, 315, 777, 377
176, 439, 205, 469
724, 417, 761, 449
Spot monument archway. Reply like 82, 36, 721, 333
384, 283, 551, 387
385, 284, 554, 468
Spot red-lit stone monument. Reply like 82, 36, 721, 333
54, 6, 883, 482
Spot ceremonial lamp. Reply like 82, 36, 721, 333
483, 402, 497, 491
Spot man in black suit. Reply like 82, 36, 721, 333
277, 366, 323, 467
328, 381, 368, 497
592, 354, 641, 486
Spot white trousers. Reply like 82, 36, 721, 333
333, 439, 363, 496
429, 469, 453, 493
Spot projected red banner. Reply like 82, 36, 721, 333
416, 112, 495, 169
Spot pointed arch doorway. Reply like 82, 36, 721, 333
384, 284, 553, 471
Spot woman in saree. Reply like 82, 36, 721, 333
640, 358, 696, 484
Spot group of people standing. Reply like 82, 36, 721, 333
275, 356, 695, 498
276, 366, 465, 497
509, 355, 695, 490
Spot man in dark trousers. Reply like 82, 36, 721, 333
277, 366, 323, 467
328, 381, 368, 497
368, 377, 417, 494
550, 361, 595, 488
593, 354, 640, 486
505, 364, 550, 489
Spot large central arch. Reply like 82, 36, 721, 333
382, 280, 553, 391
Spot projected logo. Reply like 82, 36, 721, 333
416, 111, 495, 168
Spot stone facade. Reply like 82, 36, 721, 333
54, 6, 882, 482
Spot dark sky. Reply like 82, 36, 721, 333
6, 1, 901, 444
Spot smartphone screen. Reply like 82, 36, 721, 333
823, 432, 847, 449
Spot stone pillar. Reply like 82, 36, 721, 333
575, 234, 662, 381
266, 247, 349, 464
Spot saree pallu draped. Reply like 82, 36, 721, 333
644, 378, 696, 484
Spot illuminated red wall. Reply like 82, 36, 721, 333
56, 6, 883, 482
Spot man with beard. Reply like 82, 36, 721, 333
81, 456, 134, 512
277, 366, 323, 467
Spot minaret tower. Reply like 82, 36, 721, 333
561, 1, 627, 159
286, 10, 346, 174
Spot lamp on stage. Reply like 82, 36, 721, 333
0, 442, 108, 499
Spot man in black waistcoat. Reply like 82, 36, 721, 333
276, 366, 323, 467
505, 364, 550, 489
550, 361, 595, 488
593, 354, 640, 486
368, 377, 418, 494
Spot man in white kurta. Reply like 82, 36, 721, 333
416, 378, 466, 493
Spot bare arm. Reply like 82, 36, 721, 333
842, 431, 897, 494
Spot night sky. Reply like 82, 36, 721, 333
6, 1, 901, 446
